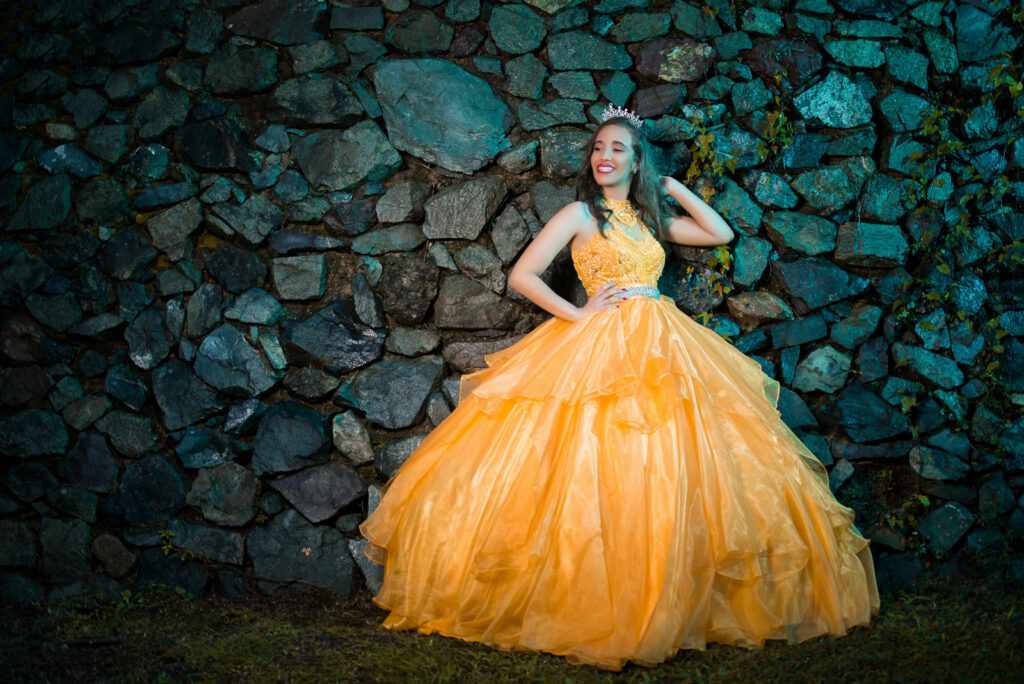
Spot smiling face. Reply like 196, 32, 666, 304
590, 123, 637, 191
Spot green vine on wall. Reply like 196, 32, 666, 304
895, 59, 1023, 425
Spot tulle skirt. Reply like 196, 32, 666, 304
360, 295, 880, 670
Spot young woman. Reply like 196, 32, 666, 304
360, 106, 880, 671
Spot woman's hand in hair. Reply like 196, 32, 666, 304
658, 175, 683, 197
658, 175, 735, 247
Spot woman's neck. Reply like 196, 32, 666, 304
601, 187, 630, 202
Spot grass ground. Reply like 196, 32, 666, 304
2, 557, 1021, 683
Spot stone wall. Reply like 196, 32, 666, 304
0, 0, 1022, 604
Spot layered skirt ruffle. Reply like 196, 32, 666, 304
360, 295, 880, 670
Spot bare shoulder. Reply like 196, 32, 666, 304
551, 200, 598, 230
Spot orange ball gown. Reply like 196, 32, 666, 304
359, 198, 880, 671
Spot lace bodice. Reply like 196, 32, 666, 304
570, 199, 665, 297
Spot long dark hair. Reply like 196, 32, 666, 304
575, 116, 670, 239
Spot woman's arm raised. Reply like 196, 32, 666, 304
508, 202, 619, 322
659, 175, 735, 247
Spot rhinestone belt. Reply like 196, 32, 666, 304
619, 285, 661, 300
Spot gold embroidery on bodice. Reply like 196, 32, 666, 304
571, 199, 665, 296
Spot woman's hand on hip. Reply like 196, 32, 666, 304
575, 282, 620, 321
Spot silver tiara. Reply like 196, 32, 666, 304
601, 104, 643, 128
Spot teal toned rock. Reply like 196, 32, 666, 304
831, 305, 882, 349
771, 258, 869, 313
272, 255, 326, 300
710, 178, 761, 235
794, 71, 873, 129
833, 19, 902, 38
226, 0, 325, 45
860, 175, 915, 223
423, 176, 508, 240
763, 211, 837, 256
547, 4, 588, 29
248, 509, 351, 594
742, 171, 798, 209
927, 172, 954, 203
713, 31, 751, 59
911, 1, 943, 26
672, 2, 722, 39
446, 0, 480, 22
648, 116, 698, 142
548, 31, 632, 71
879, 89, 930, 132
204, 46, 277, 94
94, 410, 157, 459
518, 99, 587, 131
954, 4, 1020, 64
917, 501, 974, 552
693, 75, 734, 100
609, 12, 670, 43
549, 71, 598, 100
770, 315, 827, 348
923, 29, 957, 74
708, 123, 763, 169
224, 289, 285, 325
133, 87, 190, 141
386, 328, 441, 357
455, 244, 505, 293
435, 275, 519, 329
741, 7, 782, 35
910, 446, 969, 481
7, 174, 72, 232
211, 193, 284, 246
351, 224, 426, 255
881, 377, 923, 408
790, 13, 831, 43
886, 136, 934, 176
374, 59, 512, 174
599, 71, 636, 106
344, 34, 386, 80
330, 5, 384, 30
186, 9, 223, 54
0, 409, 69, 458
540, 129, 590, 179
827, 126, 877, 156
834, 222, 908, 267
386, 10, 453, 53
783, 134, 829, 169
526, 0, 579, 11
892, 343, 963, 389
504, 54, 548, 98
792, 157, 874, 214
291, 121, 402, 192
915, 308, 950, 351
84, 124, 128, 164
793, 345, 851, 393
731, 77, 772, 117
147, 198, 202, 260
733, 236, 771, 287
376, 182, 431, 223
491, 206, 531, 264
824, 39, 884, 68
963, 102, 999, 139
531, 181, 577, 223
497, 139, 539, 174
884, 46, 929, 90
490, 4, 547, 54
270, 74, 362, 126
